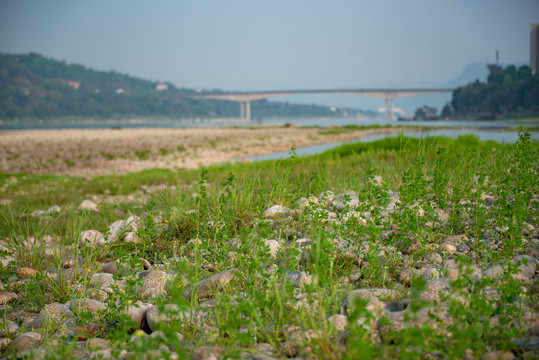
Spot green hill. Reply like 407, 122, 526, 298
0, 53, 369, 120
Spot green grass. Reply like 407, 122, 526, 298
0, 131, 537, 359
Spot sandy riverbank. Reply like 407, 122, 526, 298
0, 126, 413, 176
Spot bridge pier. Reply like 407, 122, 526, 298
384, 98, 396, 121
245, 101, 251, 121
384, 99, 388, 120
390, 98, 395, 121
239, 101, 251, 120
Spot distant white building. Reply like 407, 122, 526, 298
156, 83, 168, 91
116, 88, 125, 94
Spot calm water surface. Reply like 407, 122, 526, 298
250, 128, 539, 162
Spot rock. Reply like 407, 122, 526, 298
80, 230, 105, 247
254, 343, 274, 355
484, 264, 504, 279
0, 338, 11, 352
263, 205, 290, 219
145, 304, 190, 332
90, 273, 115, 289
1, 255, 16, 267
327, 314, 348, 332
44, 205, 61, 215
441, 243, 457, 255
512, 255, 537, 280
378, 306, 452, 334
264, 240, 280, 259
344, 289, 384, 314
141, 270, 167, 299
398, 268, 418, 286
128, 301, 154, 330
10, 332, 42, 352
420, 278, 451, 302
509, 337, 539, 351
480, 351, 515, 360
70, 298, 107, 314
13, 348, 47, 360
0, 291, 18, 305
442, 235, 468, 246
16, 267, 39, 279
124, 231, 142, 244
424, 252, 443, 264
86, 337, 109, 350
285, 271, 317, 288
79, 200, 99, 212
0, 319, 19, 337
192, 269, 239, 300
102, 261, 118, 275
421, 267, 440, 281
27, 302, 72, 330
333, 192, 359, 212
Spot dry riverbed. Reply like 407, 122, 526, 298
0, 126, 411, 176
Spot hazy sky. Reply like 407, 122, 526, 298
1, 0, 538, 111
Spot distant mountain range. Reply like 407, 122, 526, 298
0, 53, 375, 120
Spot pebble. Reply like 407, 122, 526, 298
0, 338, 11, 352
102, 261, 118, 275
191, 269, 239, 300
145, 304, 190, 332
263, 205, 290, 219
0, 291, 18, 305
264, 239, 280, 259
70, 298, 107, 314
141, 270, 168, 298
27, 302, 72, 330
78, 200, 99, 212
0, 319, 19, 337
10, 331, 42, 352
420, 278, 451, 302
80, 230, 105, 247
327, 314, 348, 332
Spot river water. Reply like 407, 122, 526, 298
1, 117, 537, 131
250, 128, 539, 162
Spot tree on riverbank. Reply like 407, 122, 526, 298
448, 64, 539, 119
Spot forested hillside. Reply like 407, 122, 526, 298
445, 64, 539, 119
0, 53, 366, 120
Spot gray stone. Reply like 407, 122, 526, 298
484, 264, 504, 279
102, 261, 118, 275
27, 302, 72, 330
263, 205, 290, 219
127, 301, 153, 330
512, 255, 537, 280
0, 338, 11, 352
10, 332, 42, 352
86, 337, 109, 350
344, 289, 384, 314
420, 278, 451, 302
0, 319, 18, 337
424, 252, 443, 264
509, 337, 539, 351
141, 270, 167, 298
327, 314, 348, 332
285, 271, 317, 288
192, 269, 238, 300
264, 239, 280, 259
378, 306, 452, 334
480, 351, 515, 360
124, 231, 142, 244
79, 200, 99, 211
80, 230, 105, 247
145, 304, 190, 332
70, 298, 107, 314
0, 291, 18, 305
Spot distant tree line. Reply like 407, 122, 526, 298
0, 53, 369, 120
441, 64, 539, 119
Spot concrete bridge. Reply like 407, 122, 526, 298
192, 88, 454, 120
